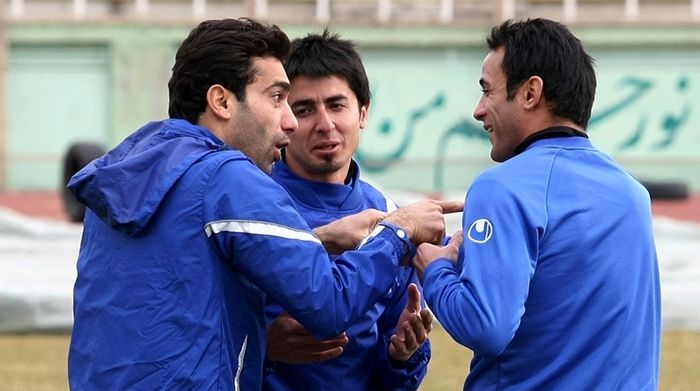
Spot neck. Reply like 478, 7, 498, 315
528, 118, 584, 136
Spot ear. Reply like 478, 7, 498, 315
206, 84, 234, 120
521, 76, 544, 111
359, 102, 370, 129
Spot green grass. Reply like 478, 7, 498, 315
0, 334, 70, 391
422, 327, 700, 390
0, 328, 697, 390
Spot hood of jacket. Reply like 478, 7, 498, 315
67, 118, 235, 236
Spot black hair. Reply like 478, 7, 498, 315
285, 29, 370, 107
168, 18, 290, 124
487, 18, 596, 128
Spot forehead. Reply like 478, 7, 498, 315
289, 75, 355, 100
249, 56, 288, 87
481, 47, 506, 84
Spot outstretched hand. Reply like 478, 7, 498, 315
266, 312, 349, 364
388, 283, 434, 362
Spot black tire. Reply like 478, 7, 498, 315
639, 179, 689, 201
62, 142, 106, 222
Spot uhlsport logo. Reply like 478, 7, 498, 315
467, 218, 493, 243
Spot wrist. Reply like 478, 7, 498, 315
381, 215, 414, 241
386, 339, 424, 368
377, 222, 417, 259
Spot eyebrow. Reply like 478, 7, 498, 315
323, 94, 348, 104
290, 98, 313, 109
264, 81, 291, 93
290, 94, 348, 109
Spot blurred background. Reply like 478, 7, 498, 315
0, 0, 699, 389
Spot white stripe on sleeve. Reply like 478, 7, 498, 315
376, 188, 397, 212
205, 220, 322, 245
385, 197, 397, 213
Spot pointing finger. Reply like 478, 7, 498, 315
435, 200, 464, 214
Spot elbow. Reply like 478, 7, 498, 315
446, 320, 516, 358
295, 304, 354, 339
467, 329, 514, 357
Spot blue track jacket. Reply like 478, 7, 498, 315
423, 135, 660, 390
263, 160, 430, 390
66, 119, 414, 390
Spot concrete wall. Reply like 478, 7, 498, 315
4, 22, 700, 193
6, 23, 188, 190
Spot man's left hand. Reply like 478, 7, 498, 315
267, 312, 349, 364
388, 283, 434, 362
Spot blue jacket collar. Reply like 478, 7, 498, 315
271, 159, 364, 211
515, 126, 589, 156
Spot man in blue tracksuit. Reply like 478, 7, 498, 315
413, 19, 661, 389
263, 31, 431, 390
66, 19, 460, 390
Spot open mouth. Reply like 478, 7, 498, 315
273, 140, 289, 162
313, 142, 340, 153
273, 148, 282, 162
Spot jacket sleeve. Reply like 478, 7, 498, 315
203, 159, 414, 339
372, 267, 430, 390
422, 175, 539, 357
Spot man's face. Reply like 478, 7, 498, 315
285, 75, 368, 184
472, 47, 525, 162
227, 57, 298, 174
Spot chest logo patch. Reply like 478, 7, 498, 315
467, 218, 493, 243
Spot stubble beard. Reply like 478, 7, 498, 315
309, 155, 344, 177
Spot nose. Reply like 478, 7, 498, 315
473, 98, 486, 122
281, 102, 298, 134
315, 107, 334, 133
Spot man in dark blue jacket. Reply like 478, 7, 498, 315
263, 31, 431, 390
66, 18, 461, 390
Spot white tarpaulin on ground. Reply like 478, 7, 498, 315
0, 208, 81, 332
1, 193, 699, 332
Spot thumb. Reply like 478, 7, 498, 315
449, 230, 464, 248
